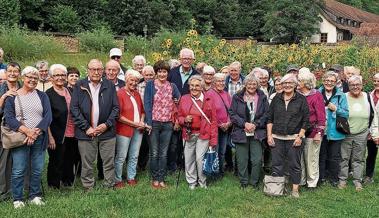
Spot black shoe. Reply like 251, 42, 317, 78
240, 184, 248, 189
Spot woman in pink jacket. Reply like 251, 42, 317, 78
178, 75, 218, 190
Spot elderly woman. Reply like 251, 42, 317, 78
338, 75, 373, 191
132, 55, 146, 74
269, 76, 282, 104
178, 75, 217, 189
0, 62, 22, 201
46, 64, 78, 188
251, 67, 274, 98
297, 68, 326, 188
220, 66, 229, 75
202, 65, 214, 91
144, 60, 180, 188
318, 71, 349, 187
206, 72, 231, 177
229, 74, 269, 188
366, 73, 379, 184
267, 74, 309, 198
4, 66, 52, 208
114, 69, 145, 188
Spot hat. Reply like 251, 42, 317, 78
329, 64, 343, 73
109, 48, 122, 58
286, 65, 299, 73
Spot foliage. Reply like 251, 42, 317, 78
48, 5, 81, 34
0, 0, 20, 27
262, 0, 323, 43
0, 26, 65, 62
339, 0, 379, 14
77, 27, 117, 53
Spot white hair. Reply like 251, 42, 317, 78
203, 65, 215, 74
243, 74, 260, 88
132, 55, 146, 65
35, 60, 49, 70
322, 71, 338, 82
49, 64, 67, 76
281, 73, 298, 85
0, 48, 3, 55
374, 73, 379, 79
188, 75, 204, 86
298, 68, 316, 89
250, 67, 268, 78
168, 59, 180, 69
344, 66, 360, 75
348, 75, 363, 84
213, 72, 226, 81
22, 66, 39, 76
179, 48, 195, 59
125, 69, 142, 80
229, 61, 241, 70
142, 65, 154, 75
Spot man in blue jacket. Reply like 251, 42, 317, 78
167, 48, 199, 172
71, 59, 119, 190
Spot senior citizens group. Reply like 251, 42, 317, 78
0, 46, 378, 208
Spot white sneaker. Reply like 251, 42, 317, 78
189, 184, 196, 190
30, 197, 45, 206
199, 184, 208, 189
13, 201, 25, 209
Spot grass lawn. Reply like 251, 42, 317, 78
0, 161, 378, 218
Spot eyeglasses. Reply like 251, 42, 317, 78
53, 74, 66, 78
111, 56, 121, 60
24, 75, 39, 80
324, 79, 336, 84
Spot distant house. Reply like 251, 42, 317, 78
311, 0, 379, 43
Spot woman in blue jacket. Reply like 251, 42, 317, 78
318, 71, 349, 187
3, 66, 52, 208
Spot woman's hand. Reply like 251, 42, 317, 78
267, 135, 275, 147
293, 136, 302, 147
327, 102, 337, 112
25, 136, 35, 146
48, 136, 56, 150
173, 121, 181, 131
185, 115, 193, 123
244, 122, 255, 133
2, 90, 18, 98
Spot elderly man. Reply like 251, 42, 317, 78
225, 61, 245, 97
109, 48, 127, 81
286, 65, 300, 77
132, 55, 146, 75
71, 59, 119, 190
105, 60, 125, 91
36, 60, 53, 92
0, 48, 6, 70
167, 48, 199, 172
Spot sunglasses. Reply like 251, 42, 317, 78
111, 56, 121, 60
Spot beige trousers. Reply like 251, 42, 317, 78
301, 138, 321, 187
184, 134, 209, 186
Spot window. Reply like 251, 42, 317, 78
321, 33, 328, 43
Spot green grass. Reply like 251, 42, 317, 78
0, 163, 378, 218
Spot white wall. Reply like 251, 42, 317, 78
311, 14, 338, 43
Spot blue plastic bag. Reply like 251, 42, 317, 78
202, 147, 220, 176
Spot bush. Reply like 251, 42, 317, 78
0, 0, 20, 26
48, 5, 81, 34
77, 27, 117, 52
0, 25, 65, 62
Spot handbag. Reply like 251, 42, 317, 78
1, 96, 27, 149
263, 175, 285, 196
335, 95, 350, 134
202, 147, 220, 177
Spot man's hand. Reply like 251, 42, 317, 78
86, 127, 96, 137
94, 124, 108, 136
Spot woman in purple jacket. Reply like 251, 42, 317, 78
298, 68, 326, 189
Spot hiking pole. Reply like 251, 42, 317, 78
176, 123, 191, 190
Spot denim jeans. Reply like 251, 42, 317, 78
149, 121, 173, 182
216, 129, 228, 174
11, 135, 45, 201
115, 130, 143, 182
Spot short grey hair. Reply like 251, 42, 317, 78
22, 66, 39, 76
281, 73, 298, 85
142, 65, 154, 75
168, 59, 180, 69
344, 66, 360, 75
179, 48, 195, 59
229, 61, 241, 70
213, 72, 226, 81
298, 68, 316, 89
0, 48, 3, 55
125, 69, 142, 80
132, 55, 146, 65
188, 75, 204, 87
35, 60, 49, 70
243, 74, 260, 88
250, 67, 268, 78
373, 73, 379, 80
203, 65, 215, 74
49, 64, 67, 76
322, 71, 338, 82
348, 75, 363, 84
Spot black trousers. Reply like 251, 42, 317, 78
271, 138, 302, 184
366, 139, 378, 178
319, 136, 342, 184
47, 137, 79, 188
137, 132, 150, 171
167, 130, 183, 171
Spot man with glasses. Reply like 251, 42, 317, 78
35, 60, 53, 92
167, 48, 199, 173
71, 59, 119, 191
109, 48, 127, 81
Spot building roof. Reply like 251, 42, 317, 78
322, 0, 379, 36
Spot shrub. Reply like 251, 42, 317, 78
77, 27, 117, 52
48, 5, 81, 34
0, 25, 65, 62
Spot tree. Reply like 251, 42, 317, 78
236, 0, 269, 38
212, 0, 240, 36
48, 5, 81, 33
261, 0, 323, 43
19, 0, 44, 30
0, 0, 20, 26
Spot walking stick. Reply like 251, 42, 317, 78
176, 123, 191, 190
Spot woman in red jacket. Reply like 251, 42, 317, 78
178, 75, 218, 190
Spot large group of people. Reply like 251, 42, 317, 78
0, 46, 378, 209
